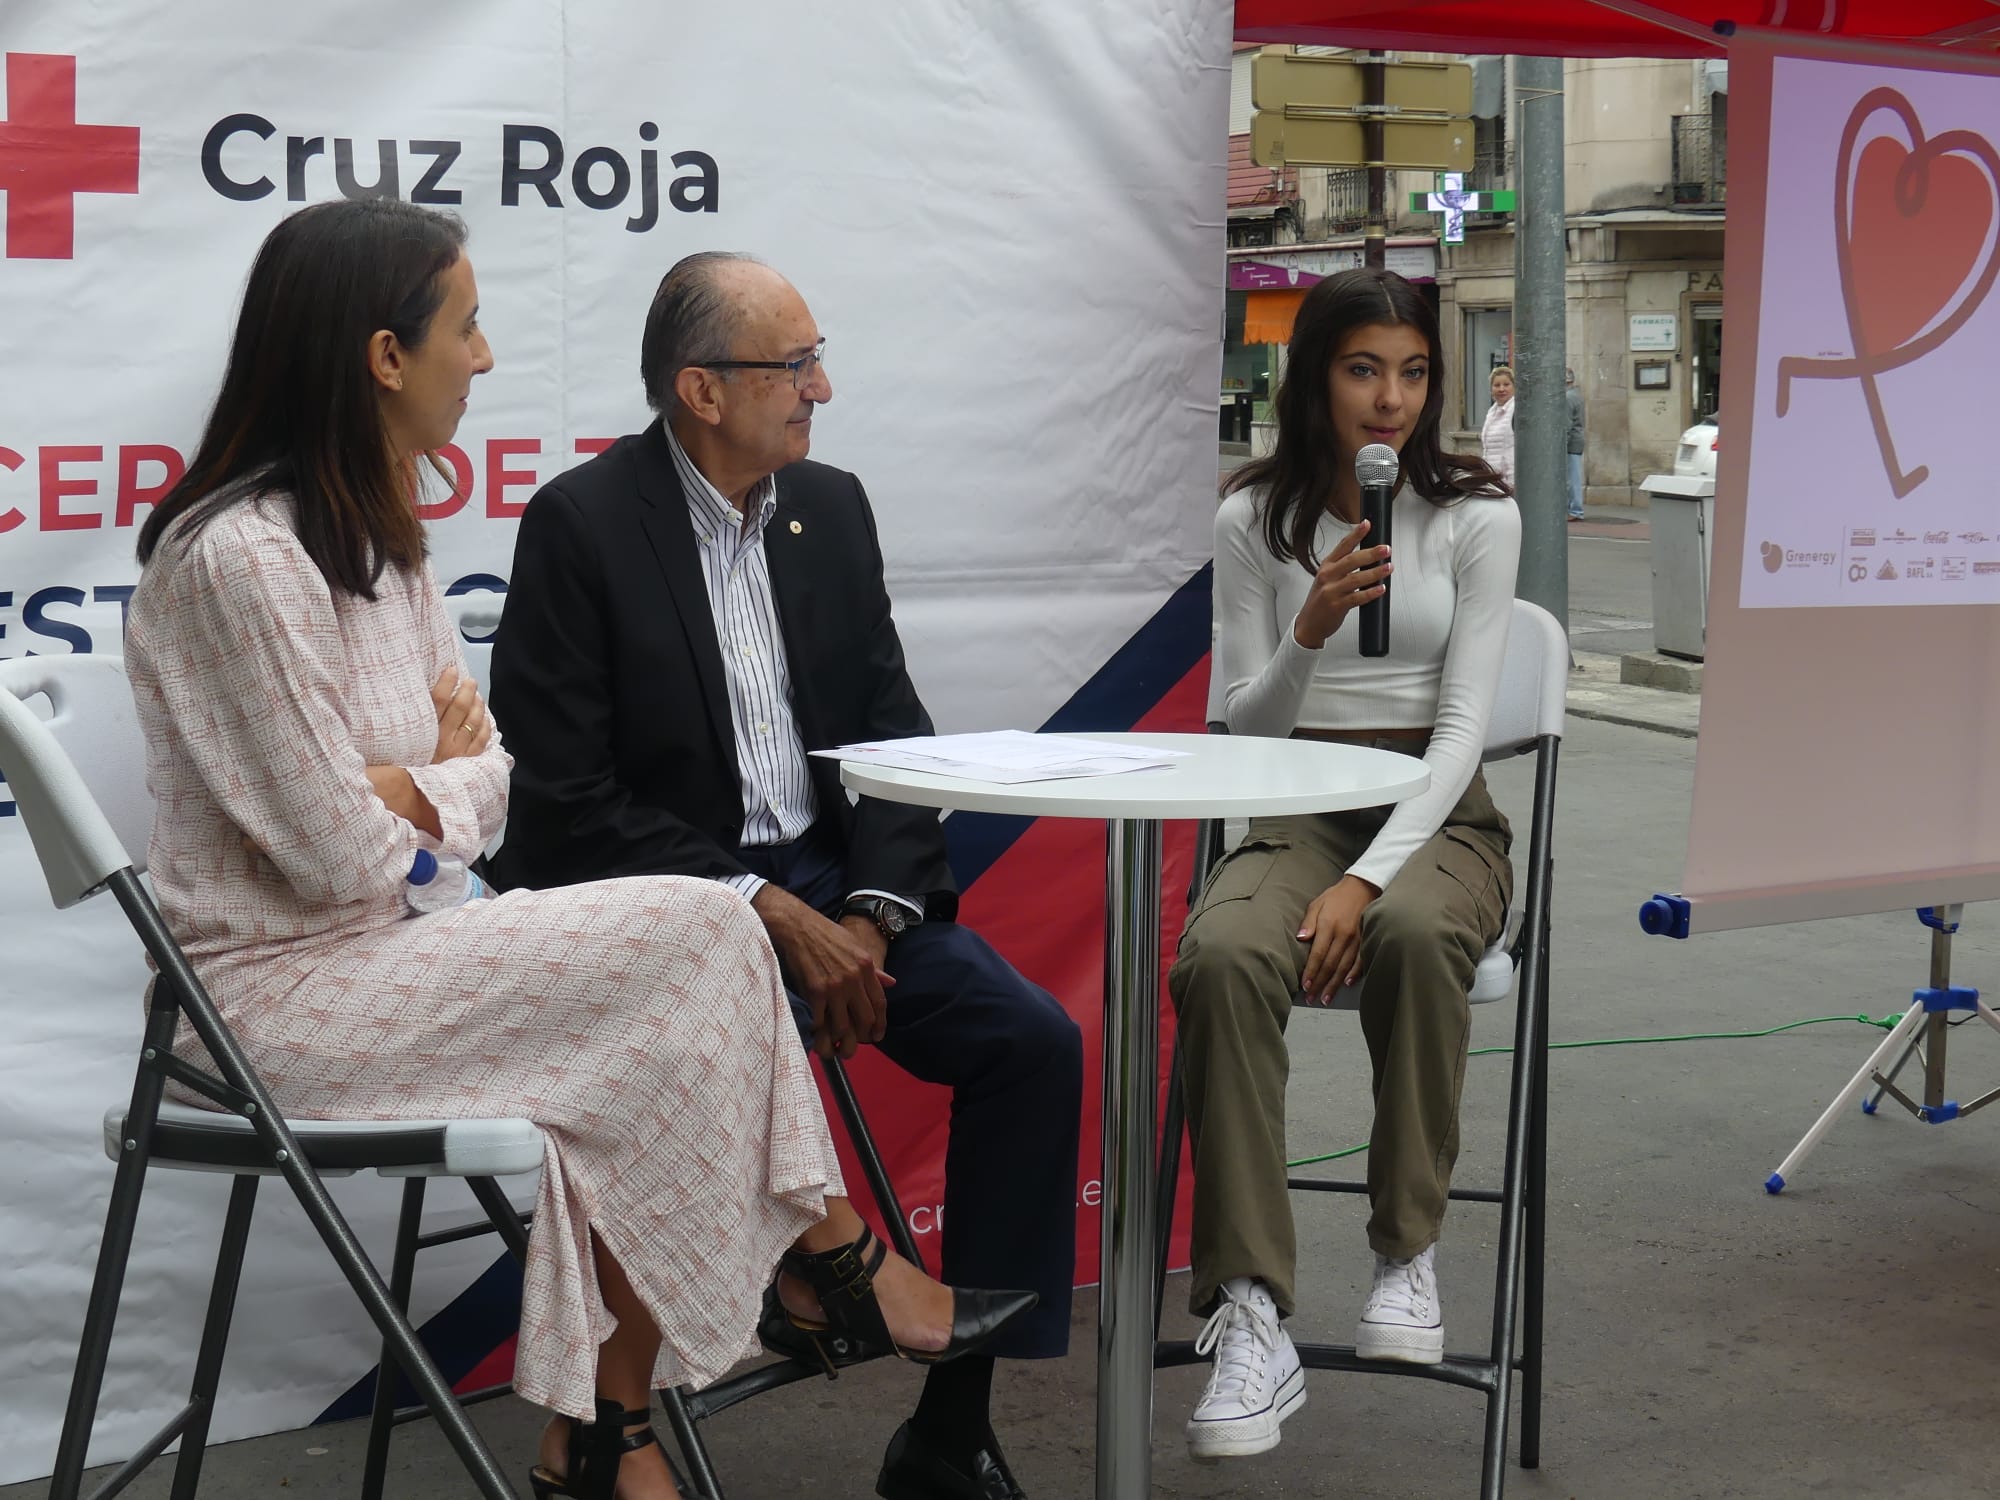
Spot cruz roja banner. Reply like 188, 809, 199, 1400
0, 0, 1228, 1477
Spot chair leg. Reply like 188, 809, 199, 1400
1478, 932, 1546, 1498
1477, 740, 1559, 1500
653, 1058, 907, 1498
660, 1385, 728, 1500
168, 1174, 260, 1500
1519, 939, 1552, 1471
1153, 1042, 1188, 1338
361, 1178, 429, 1500
465, 1174, 533, 1265
116, 874, 516, 1500
49, 1002, 178, 1500
822, 1054, 922, 1263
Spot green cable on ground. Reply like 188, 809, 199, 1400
1283, 1011, 1907, 1169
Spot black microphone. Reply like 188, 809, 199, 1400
1355, 442, 1398, 658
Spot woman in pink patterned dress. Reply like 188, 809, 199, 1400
124, 200, 1030, 1500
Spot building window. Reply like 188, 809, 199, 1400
1464, 307, 1514, 427
1689, 301, 1723, 423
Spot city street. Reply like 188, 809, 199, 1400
1566, 504, 1655, 659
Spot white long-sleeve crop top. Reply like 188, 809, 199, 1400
1212, 483, 1522, 892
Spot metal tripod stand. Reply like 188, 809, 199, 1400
1767, 905, 2000, 1193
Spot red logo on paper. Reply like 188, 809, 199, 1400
0, 53, 140, 260
1776, 88, 2000, 497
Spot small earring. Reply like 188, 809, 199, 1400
393, 379, 404, 391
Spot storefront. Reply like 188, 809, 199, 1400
1223, 240, 1440, 446
1434, 215, 1724, 503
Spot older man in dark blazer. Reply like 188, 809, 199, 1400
489, 252, 1081, 1500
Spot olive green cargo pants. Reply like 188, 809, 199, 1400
1167, 760, 1512, 1318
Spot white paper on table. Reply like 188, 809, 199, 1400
814, 729, 1189, 784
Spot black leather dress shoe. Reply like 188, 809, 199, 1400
875, 1420, 1026, 1500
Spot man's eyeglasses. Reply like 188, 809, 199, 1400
697, 337, 826, 392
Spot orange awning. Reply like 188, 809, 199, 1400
1243, 288, 1307, 346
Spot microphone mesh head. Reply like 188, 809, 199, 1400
1355, 444, 1400, 487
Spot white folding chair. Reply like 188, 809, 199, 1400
1152, 597, 1568, 1500
0, 655, 541, 1500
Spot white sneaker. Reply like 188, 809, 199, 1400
1186, 1277, 1306, 1461
1355, 1246, 1445, 1364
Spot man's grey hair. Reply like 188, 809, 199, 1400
641, 250, 763, 415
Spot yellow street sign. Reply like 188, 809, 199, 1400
1251, 111, 1474, 172
1251, 54, 1473, 118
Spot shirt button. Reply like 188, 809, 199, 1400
757, 722, 770, 734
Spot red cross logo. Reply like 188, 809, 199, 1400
0, 53, 140, 260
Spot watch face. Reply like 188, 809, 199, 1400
879, 903, 908, 936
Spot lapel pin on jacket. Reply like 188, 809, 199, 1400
789, 519, 803, 534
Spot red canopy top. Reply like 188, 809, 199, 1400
1235, 1, 2000, 59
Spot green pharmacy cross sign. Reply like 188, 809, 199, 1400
1411, 172, 1516, 245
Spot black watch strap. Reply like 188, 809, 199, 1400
842, 895, 918, 942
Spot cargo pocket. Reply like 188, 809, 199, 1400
1194, 836, 1292, 914
1437, 827, 1511, 946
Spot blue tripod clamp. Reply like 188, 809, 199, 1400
1639, 894, 1691, 939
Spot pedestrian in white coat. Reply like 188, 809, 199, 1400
1479, 365, 1516, 491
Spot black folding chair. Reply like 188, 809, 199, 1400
0, 654, 540, 1500
1151, 597, 1566, 1500
349, 1050, 912, 1500
656, 1059, 928, 1500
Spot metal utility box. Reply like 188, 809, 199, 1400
1643, 473, 1716, 660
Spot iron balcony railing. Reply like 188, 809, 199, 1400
1672, 113, 1726, 205
1326, 167, 1369, 236
1464, 147, 1510, 225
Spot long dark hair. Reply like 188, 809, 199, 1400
137, 198, 467, 598
1227, 268, 1507, 570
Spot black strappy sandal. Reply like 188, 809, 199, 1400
772, 1223, 1038, 1377
758, 1279, 883, 1374
529, 1397, 709, 1500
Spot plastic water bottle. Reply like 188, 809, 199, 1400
405, 849, 485, 914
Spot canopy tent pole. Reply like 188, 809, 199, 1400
1511, 54, 1570, 627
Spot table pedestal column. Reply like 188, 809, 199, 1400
1098, 816, 1162, 1499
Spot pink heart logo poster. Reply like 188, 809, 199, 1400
1744, 56, 2000, 609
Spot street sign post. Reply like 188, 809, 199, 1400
1251, 53, 1472, 118
1251, 112, 1475, 171
1249, 50, 1478, 267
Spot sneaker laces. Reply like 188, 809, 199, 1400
1368, 1251, 1436, 1320
1195, 1290, 1278, 1402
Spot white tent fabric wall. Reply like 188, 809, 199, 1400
0, 0, 1230, 1477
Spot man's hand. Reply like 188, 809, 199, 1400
751, 884, 894, 1060
839, 912, 891, 974
1297, 874, 1381, 1003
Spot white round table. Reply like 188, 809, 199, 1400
840, 731, 1428, 1498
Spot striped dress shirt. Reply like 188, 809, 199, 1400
666, 428, 917, 917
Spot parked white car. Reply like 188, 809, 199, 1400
1674, 419, 1719, 479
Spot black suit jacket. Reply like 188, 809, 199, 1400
488, 420, 957, 919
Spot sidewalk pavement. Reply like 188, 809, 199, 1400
1567, 652, 1701, 739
